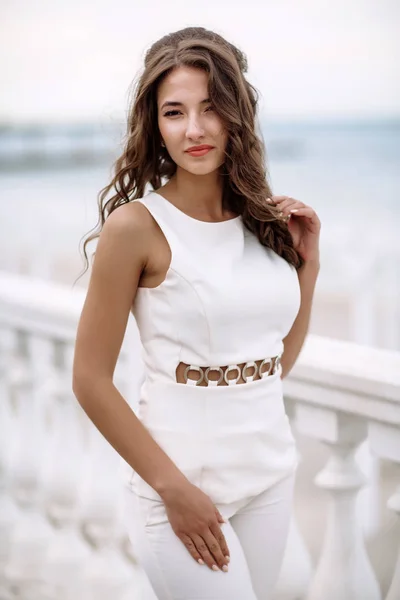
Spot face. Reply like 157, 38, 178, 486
157, 66, 228, 175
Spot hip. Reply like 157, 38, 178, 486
127, 371, 298, 504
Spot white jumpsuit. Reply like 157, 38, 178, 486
122, 191, 301, 599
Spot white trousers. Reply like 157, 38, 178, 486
123, 473, 295, 600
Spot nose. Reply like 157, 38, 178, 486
185, 114, 205, 141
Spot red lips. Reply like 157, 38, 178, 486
185, 145, 214, 152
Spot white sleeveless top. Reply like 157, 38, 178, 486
125, 190, 301, 505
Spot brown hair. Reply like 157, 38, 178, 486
76, 26, 303, 282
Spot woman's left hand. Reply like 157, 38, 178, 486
268, 196, 321, 263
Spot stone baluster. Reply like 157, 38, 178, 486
79, 420, 134, 599
294, 404, 381, 600
0, 327, 20, 599
273, 399, 313, 600
40, 340, 91, 599
386, 485, 400, 600
369, 421, 400, 600
5, 329, 54, 600
273, 514, 314, 600
78, 410, 124, 548
77, 355, 134, 598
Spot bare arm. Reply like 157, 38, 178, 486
72, 202, 187, 497
280, 259, 320, 378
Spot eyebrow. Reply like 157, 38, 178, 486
160, 98, 211, 110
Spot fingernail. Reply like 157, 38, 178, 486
225, 555, 230, 563
212, 564, 219, 571
266, 197, 272, 203
198, 559, 205, 565
222, 565, 229, 572
290, 209, 299, 213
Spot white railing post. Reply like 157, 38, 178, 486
78, 351, 135, 599
273, 513, 313, 600
369, 421, 400, 600
386, 485, 400, 600
273, 403, 313, 600
294, 405, 381, 600
5, 330, 55, 599
40, 340, 91, 599
0, 327, 20, 599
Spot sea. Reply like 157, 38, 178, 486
1, 119, 399, 349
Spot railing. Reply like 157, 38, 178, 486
0, 270, 399, 600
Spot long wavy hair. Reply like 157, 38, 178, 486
76, 26, 303, 283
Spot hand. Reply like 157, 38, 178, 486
160, 481, 230, 572
268, 195, 321, 263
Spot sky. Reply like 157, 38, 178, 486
0, 0, 399, 124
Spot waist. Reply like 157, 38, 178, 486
129, 373, 295, 504
175, 353, 282, 387
137, 368, 284, 429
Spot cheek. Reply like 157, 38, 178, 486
160, 122, 182, 144
158, 116, 176, 137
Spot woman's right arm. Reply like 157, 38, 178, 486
72, 202, 188, 496
72, 202, 230, 572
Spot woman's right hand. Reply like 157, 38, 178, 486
161, 481, 230, 572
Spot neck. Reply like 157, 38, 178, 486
165, 169, 229, 221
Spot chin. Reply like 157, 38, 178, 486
186, 165, 219, 176
180, 157, 225, 176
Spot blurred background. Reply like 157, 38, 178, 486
1, 0, 399, 350
0, 1, 399, 599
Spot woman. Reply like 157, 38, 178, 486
73, 26, 320, 600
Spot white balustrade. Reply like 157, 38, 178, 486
284, 335, 400, 599
0, 270, 399, 600
0, 273, 136, 599
0, 328, 20, 599
4, 328, 55, 599
369, 422, 400, 600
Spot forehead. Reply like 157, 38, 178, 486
157, 66, 209, 104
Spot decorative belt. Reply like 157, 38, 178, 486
181, 354, 282, 387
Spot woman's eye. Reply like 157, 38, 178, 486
163, 106, 214, 117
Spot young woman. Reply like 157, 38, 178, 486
73, 26, 320, 600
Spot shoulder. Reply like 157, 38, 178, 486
94, 199, 158, 270
103, 199, 156, 238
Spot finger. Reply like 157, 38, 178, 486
268, 195, 292, 205
180, 533, 205, 566
215, 508, 227, 524
276, 199, 304, 214
209, 520, 230, 562
203, 529, 229, 571
289, 206, 320, 223
191, 533, 222, 571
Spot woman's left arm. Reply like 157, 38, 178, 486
281, 259, 320, 378
267, 195, 322, 379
